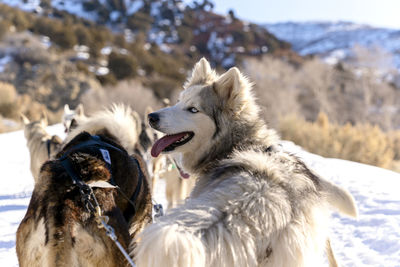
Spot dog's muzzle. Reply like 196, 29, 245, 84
148, 112, 160, 129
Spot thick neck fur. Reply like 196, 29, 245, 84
183, 107, 279, 176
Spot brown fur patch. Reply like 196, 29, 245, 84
17, 132, 152, 267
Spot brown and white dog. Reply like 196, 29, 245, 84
17, 105, 152, 267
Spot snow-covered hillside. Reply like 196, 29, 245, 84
0, 125, 399, 266
265, 21, 400, 70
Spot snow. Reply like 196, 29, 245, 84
100, 46, 113, 56
126, 0, 144, 15
109, 11, 121, 22
0, 55, 12, 72
281, 141, 400, 266
95, 66, 109, 76
2, 0, 41, 13
39, 36, 52, 49
52, 0, 98, 21
0, 125, 399, 266
264, 21, 400, 71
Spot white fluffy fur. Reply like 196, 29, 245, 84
136, 151, 354, 267
135, 59, 357, 267
64, 104, 141, 154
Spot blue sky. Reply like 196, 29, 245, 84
212, 0, 400, 29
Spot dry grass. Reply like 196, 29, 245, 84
244, 56, 400, 130
81, 80, 162, 117
280, 112, 400, 171
0, 82, 18, 119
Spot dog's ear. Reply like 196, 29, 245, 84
40, 111, 48, 127
75, 104, 84, 117
213, 67, 252, 114
20, 113, 30, 125
64, 104, 71, 114
184, 58, 214, 88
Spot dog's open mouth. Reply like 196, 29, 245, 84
151, 132, 194, 157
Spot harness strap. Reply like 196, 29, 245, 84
46, 139, 51, 158
59, 135, 144, 218
59, 136, 125, 186
122, 157, 143, 220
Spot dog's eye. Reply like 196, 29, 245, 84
187, 107, 199, 113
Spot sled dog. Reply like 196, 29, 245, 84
62, 104, 87, 133
135, 58, 358, 267
21, 112, 62, 182
17, 105, 152, 267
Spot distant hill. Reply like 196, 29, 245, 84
264, 21, 400, 71
2, 0, 292, 68
0, 0, 297, 127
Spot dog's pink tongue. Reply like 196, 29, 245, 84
178, 169, 190, 179
151, 133, 187, 157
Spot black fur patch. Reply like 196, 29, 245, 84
199, 85, 223, 139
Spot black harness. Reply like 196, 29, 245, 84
46, 139, 51, 158
58, 135, 143, 218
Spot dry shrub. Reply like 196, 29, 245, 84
0, 82, 18, 118
388, 131, 400, 172
243, 56, 300, 127
280, 112, 397, 170
0, 116, 4, 133
389, 131, 400, 161
0, 32, 52, 65
81, 80, 162, 117
244, 56, 400, 131
0, 82, 51, 122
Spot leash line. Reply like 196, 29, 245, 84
97, 214, 136, 267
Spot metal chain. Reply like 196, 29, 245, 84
96, 214, 137, 267
81, 186, 137, 267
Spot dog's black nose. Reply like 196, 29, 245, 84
148, 112, 160, 128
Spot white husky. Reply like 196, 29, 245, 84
134, 58, 357, 267
62, 104, 87, 133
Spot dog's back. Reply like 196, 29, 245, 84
17, 133, 152, 267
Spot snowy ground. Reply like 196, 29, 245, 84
0, 124, 399, 266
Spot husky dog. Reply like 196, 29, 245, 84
135, 58, 358, 267
63, 104, 87, 133
21, 112, 62, 182
142, 106, 195, 207
17, 105, 152, 267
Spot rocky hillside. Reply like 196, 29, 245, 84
0, 1, 296, 129
2, 0, 292, 68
